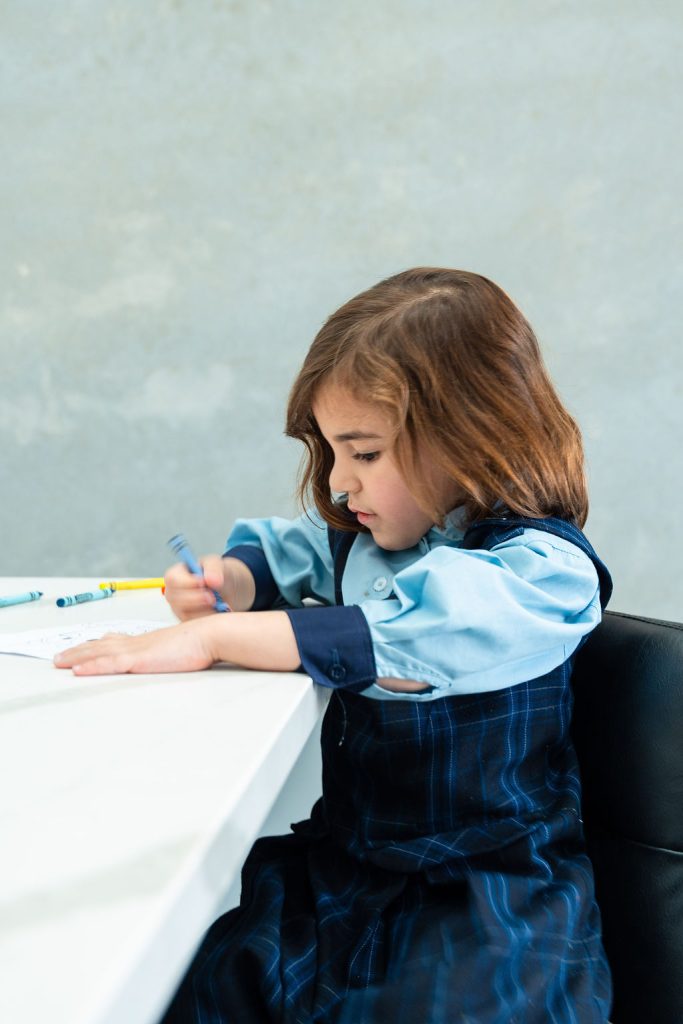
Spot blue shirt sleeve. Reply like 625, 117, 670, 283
224, 514, 602, 700
359, 529, 602, 699
224, 511, 376, 690
224, 510, 337, 608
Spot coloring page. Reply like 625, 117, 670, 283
0, 621, 170, 660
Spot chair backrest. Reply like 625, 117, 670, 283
571, 611, 683, 1024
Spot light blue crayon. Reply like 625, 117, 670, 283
0, 590, 43, 608
56, 588, 115, 608
168, 533, 229, 612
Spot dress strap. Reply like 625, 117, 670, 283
327, 524, 357, 606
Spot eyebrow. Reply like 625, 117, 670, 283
332, 430, 383, 442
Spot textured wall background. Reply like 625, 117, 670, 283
2, 0, 681, 618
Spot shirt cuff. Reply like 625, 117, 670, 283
284, 605, 377, 692
223, 544, 280, 611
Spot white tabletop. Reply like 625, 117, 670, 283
0, 578, 328, 1024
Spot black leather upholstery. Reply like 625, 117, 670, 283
572, 611, 683, 1024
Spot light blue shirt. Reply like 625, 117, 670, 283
226, 508, 602, 701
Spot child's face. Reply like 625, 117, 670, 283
313, 385, 454, 551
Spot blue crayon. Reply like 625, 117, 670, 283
167, 533, 229, 612
0, 590, 43, 608
56, 588, 115, 608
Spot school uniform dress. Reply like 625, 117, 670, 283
160, 508, 613, 1024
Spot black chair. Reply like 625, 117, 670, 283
572, 611, 683, 1024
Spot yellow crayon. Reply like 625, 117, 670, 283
99, 578, 165, 591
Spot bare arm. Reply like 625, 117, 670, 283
54, 605, 426, 692
53, 610, 300, 676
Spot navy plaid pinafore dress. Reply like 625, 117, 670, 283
160, 516, 613, 1024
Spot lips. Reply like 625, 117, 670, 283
350, 508, 376, 523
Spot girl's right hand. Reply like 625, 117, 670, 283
164, 555, 255, 620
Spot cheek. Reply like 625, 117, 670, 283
378, 468, 413, 507
386, 479, 426, 522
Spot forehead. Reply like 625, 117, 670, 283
312, 384, 392, 441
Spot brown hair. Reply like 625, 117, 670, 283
286, 267, 589, 533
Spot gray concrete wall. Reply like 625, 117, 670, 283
2, 1, 681, 619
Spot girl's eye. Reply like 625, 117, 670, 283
353, 451, 379, 463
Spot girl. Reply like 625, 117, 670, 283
55, 268, 613, 1023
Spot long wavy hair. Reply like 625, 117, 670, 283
286, 268, 589, 533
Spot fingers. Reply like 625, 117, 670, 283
72, 654, 131, 676
53, 621, 215, 676
54, 635, 136, 675
200, 554, 226, 592
163, 559, 222, 620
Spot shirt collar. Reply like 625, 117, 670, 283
428, 505, 468, 542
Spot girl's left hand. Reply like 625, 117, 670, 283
53, 620, 216, 676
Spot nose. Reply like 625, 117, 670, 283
329, 456, 360, 496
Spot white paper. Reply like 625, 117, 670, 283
0, 621, 170, 660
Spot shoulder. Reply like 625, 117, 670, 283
455, 515, 598, 577
492, 526, 594, 561
411, 526, 599, 605
490, 526, 596, 567
484, 527, 600, 600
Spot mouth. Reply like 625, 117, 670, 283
349, 507, 376, 524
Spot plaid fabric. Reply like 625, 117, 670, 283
160, 517, 612, 1023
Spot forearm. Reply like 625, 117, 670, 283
201, 610, 301, 672
53, 608, 301, 677
201, 610, 428, 688
53, 600, 425, 686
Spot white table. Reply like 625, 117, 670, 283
0, 578, 328, 1024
